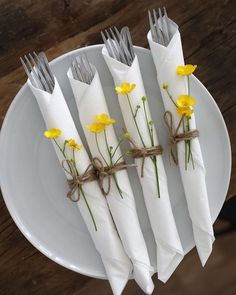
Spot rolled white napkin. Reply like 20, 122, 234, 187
67, 68, 154, 294
28, 77, 132, 295
147, 17, 215, 266
102, 48, 184, 282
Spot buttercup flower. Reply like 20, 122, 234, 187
44, 128, 61, 139
176, 95, 196, 108
95, 114, 116, 126
86, 122, 106, 133
176, 106, 193, 117
67, 139, 83, 150
176, 64, 197, 76
115, 82, 136, 94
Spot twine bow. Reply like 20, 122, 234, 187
128, 137, 163, 177
63, 157, 132, 202
163, 111, 199, 165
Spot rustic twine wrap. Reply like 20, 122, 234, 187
63, 157, 133, 202
128, 137, 163, 177
164, 111, 199, 165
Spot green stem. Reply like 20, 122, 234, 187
150, 124, 154, 142
113, 151, 130, 166
80, 187, 97, 231
104, 130, 112, 165
187, 76, 190, 97
111, 137, 125, 159
166, 89, 178, 107
142, 99, 153, 146
186, 118, 191, 163
187, 77, 195, 169
142, 98, 160, 197
62, 140, 67, 153
95, 133, 109, 166
72, 148, 79, 176
112, 173, 123, 199
126, 94, 146, 148
183, 118, 187, 170
72, 148, 75, 163
53, 138, 73, 174
188, 142, 191, 163
152, 156, 160, 198
104, 130, 123, 198
134, 106, 140, 118
53, 138, 66, 158
187, 119, 195, 169
190, 149, 195, 169
53, 139, 97, 230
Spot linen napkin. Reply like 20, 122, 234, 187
68, 67, 154, 294
147, 17, 215, 266
28, 77, 132, 295
102, 48, 184, 283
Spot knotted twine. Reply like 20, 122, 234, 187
62, 157, 133, 202
163, 111, 199, 165
128, 136, 163, 177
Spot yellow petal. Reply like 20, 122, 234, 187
96, 113, 116, 126
115, 82, 136, 94
115, 86, 124, 94
176, 106, 194, 117
176, 95, 196, 108
44, 128, 62, 139
75, 144, 83, 150
68, 139, 75, 147
176, 65, 197, 76
86, 122, 105, 133
66, 138, 83, 150
96, 113, 108, 122
129, 83, 136, 92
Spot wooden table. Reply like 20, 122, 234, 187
0, 0, 235, 294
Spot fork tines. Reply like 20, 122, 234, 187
148, 7, 172, 46
101, 26, 135, 66
70, 54, 95, 85
20, 52, 55, 93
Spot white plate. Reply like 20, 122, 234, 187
0, 45, 231, 279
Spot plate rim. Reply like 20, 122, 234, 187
0, 44, 232, 279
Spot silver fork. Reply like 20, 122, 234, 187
120, 27, 135, 61
148, 7, 172, 46
71, 54, 95, 85
101, 26, 135, 66
20, 52, 55, 93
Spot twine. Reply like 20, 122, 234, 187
163, 111, 199, 165
63, 157, 133, 201
128, 137, 163, 177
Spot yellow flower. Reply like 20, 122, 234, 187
44, 128, 62, 139
95, 114, 116, 126
115, 82, 136, 94
176, 95, 196, 108
176, 65, 197, 76
86, 122, 106, 133
176, 106, 193, 117
67, 139, 83, 150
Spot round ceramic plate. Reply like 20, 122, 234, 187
0, 45, 231, 279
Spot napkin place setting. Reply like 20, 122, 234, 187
20, 7, 215, 295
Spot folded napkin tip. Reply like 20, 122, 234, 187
145, 283, 155, 295
199, 248, 213, 267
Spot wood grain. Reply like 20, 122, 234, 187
0, 0, 235, 294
